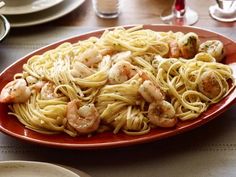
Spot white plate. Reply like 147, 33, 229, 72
0, 161, 83, 177
209, 4, 236, 22
5, 0, 85, 28
0, 0, 64, 15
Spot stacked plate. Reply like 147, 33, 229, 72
0, 0, 85, 27
0, 161, 91, 177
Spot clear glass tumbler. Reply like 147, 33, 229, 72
93, 0, 121, 19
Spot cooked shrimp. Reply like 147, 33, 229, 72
98, 55, 112, 71
71, 61, 94, 78
138, 80, 164, 103
111, 51, 132, 63
25, 75, 38, 85
148, 101, 177, 128
40, 82, 58, 100
198, 71, 221, 98
0, 79, 31, 103
99, 48, 114, 56
66, 99, 100, 134
168, 41, 181, 58
77, 47, 102, 67
32, 81, 46, 92
108, 61, 137, 84
178, 32, 200, 59
199, 40, 224, 62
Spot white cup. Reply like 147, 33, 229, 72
215, 0, 236, 18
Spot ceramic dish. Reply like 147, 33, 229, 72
0, 161, 90, 177
209, 4, 236, 22
0, 15, 10, 42
0, 25, 236, 149
4, 0, 85, 27
0, 0, 64, 15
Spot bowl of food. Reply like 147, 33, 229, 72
0, 24, 235, 149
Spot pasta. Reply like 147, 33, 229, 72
0, 26, 234, 137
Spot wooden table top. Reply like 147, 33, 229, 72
48, 0, 235, 28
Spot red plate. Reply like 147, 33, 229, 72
0, 25, 236, 149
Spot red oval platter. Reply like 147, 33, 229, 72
0, 25, 236, 149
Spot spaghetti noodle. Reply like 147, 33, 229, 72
0, 26, 234, 136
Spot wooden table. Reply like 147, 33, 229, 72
1, 1, 236, 177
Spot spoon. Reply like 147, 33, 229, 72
215, 0, 223, 9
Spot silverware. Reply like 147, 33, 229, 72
216, 0, 236, 10
215, 0, 223, 8
229, 0, 235, 9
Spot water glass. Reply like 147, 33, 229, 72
160, 0, 199, 25
92, 0, 121, 19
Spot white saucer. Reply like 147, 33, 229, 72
0, 15, 10, 42
0, 0, 64, 15
0, 161, 83, 177
5, 0, 85, 27
209, 4, 236, 22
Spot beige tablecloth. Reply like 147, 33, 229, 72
0, 26, 236, 177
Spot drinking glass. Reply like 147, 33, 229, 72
160, 0, 199, 25
93, 0, 121, 19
